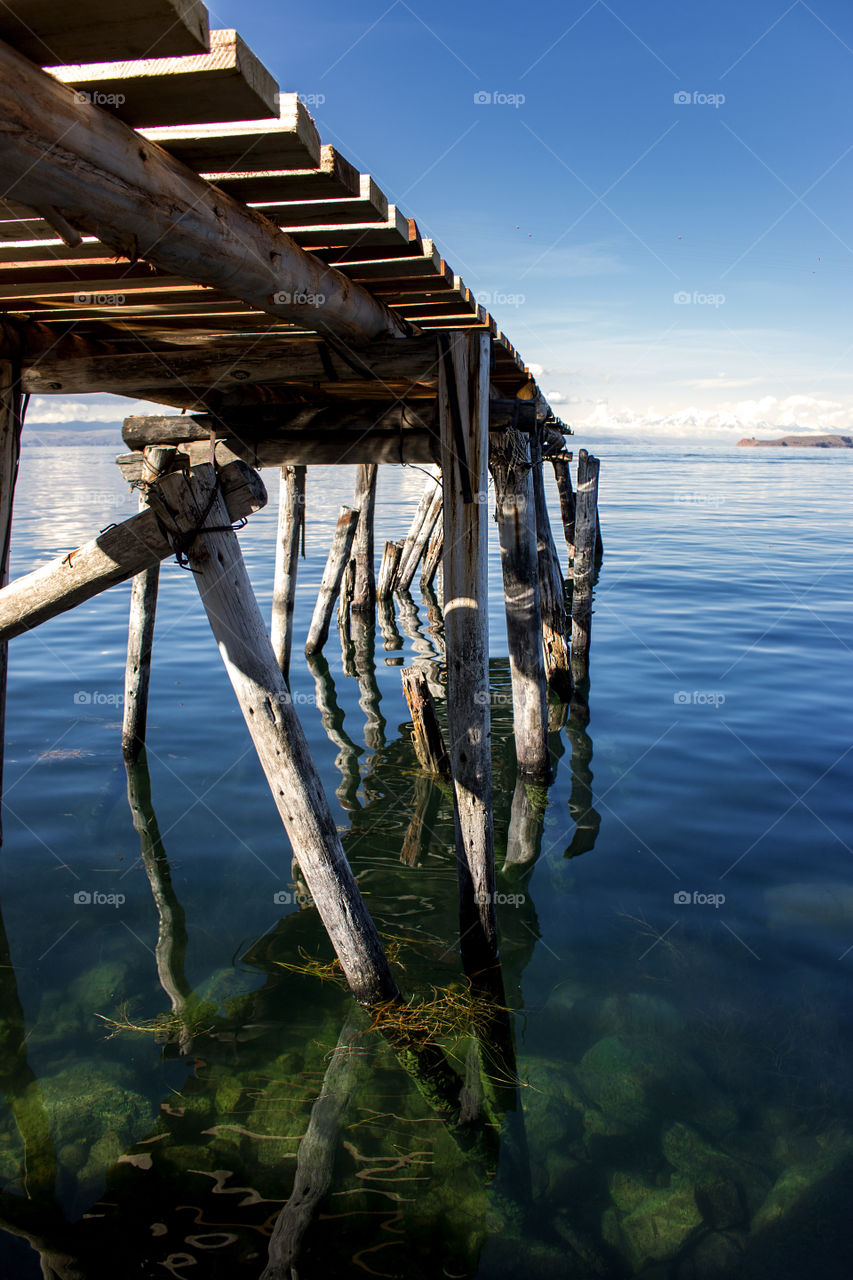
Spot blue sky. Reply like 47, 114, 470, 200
32, 1, 853, 438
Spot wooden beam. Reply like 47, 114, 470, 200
438, 330, 498, 976
45, 29, 278, 128
0, 461, 266, 642
0, 0, 210, 64
140, 95, 321, 171
0, 40, 407, 343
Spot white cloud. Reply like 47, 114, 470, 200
24, 396, 167, 425
575, 394, 853, 439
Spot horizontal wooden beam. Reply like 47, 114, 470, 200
0, 0, 210, 65
0, 39, 408, 344
139, 94, 321, 171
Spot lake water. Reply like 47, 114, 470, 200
0, 439, 851, 1278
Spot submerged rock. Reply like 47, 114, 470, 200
603, 1172, 703, 1270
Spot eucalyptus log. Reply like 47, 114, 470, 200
395, 476, 442, 592
0, 41, 406, 344
305, 507, 359, 656
489, 429, 550, 781
438, 331, 498, 975
376, 539, 402, 600
550, 452, 576, 565
351, 464, 378, 613
177, 465, 397, 1005
420, 525, 444, 592
571, 449, 601, 678
530, 433, 572, 701
0, 358, 21, 844
121, 446, 174, 761
271, 465, 306, 680
401, 666, 450, 776
0, 462, 267, 643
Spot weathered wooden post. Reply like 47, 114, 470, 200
395, 481, 442, 593
271, 464, 306, 680
550, 451, 576, 565
0, 355, 22, 844
438, 331, 498, 976
304, 506, 359, 656
401, 666, 450, 776
571, 448, 601, 683
121, 445, 175, 761
376, 539, 402, 601
395, 472, 440, 591
488, 428, 551, 781
530, 432, 573, 701
420, 525, 444, 593
155, 465, 397, 1006
351, 463, 377, 614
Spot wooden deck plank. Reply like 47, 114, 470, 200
206, 146, 362, 203
140, 94, 321, 170
0, 0, 209, 64
45, 28, 278, 126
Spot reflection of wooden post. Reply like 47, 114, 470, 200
550, 452, 575, 565
489, 429, 550, 781
0, 358, 21, 844
401, 774, 442, 865
169, 465, 397, 1007
376, 539, 402, 600
529, 433, 572, 702
438, 332, 498, 975
504, 775, 547, 869
571, 449, 600, 681
351, 613, 385, 753
401, 666, 450, 775
306, 653, 362, 811
271, 464, 306, 679
351, 463, 377, 614
122, 445, 175, 761
305, 506, 359, 656
377, 597, 404, 653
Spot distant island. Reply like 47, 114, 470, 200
738, 434, 853, 448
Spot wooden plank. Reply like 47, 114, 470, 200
203, 145, 362, 204
140, 94, 321, 171
0, 43, 407, 343
252, 177, 389, 228
45, 29, 279, 127
290, 207, 415, 253
0, 0, 210, 64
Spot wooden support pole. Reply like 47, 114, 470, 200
271, 464, 306, 681
550, 452, 576, 565
0, 358, 22, 845
175, 465, 398, 1006
489, 429, 551, 781
121, 445, 174, 761
395, 481, 442, 593
438, 331, 498, 975
376, 539, 402, 601
304, 506, 359, 656
401, 666, 450, 776
571, 449, 601, 680
0, 462, 266, 642
420, 525, 444, 593
351, 464, 378, 614
530, 433, 573, 702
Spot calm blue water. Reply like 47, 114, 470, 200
0, 439, 851, 1278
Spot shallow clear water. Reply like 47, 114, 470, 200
0, 440, 851, 1278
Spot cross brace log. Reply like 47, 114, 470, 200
0, 461, 266, 642
0, 40, 406, 344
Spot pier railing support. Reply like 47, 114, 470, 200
438, 331, 498, 976
489, 429, 551, 781
571, 448, 601, 684
167, 465, 398, 1007
351, 464, 378, 614
271, 464, 306, 680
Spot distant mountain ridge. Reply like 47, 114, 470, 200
737, 433, 853, 448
